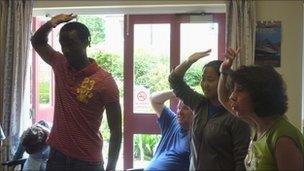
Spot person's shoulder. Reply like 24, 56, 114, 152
50, 51, 66, 66
158, 107, 177, 123
162, 107, 176, 118
191, 96, 208, 112
223, 112, 250, 128
271, 116, 302, 137
223, 110, 238, 120
94, 67, 113, 80
97, 66, 109, 74
92, 70, 119, 96
88, 67, 114, 87
158, 106, 175, 120
52, 51, 65, 60
266, 116, 304, 154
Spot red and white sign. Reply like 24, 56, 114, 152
133, 85, 150, 113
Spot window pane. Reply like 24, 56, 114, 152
133, 134, 161, 169
133, 24, 170, 114
180, 23, 218, 92
38, 57, 52, 105
81, 14, 124, 170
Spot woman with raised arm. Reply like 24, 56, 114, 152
218, 48, 304, 170
169, 50, 250, 170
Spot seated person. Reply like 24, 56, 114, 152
13, 120, 51, 171
145, 90, 193, 171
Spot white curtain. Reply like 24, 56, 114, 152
0, 0, 33, 162
226, 0, 256, 68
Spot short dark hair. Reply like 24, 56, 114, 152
203, 60, 223, 76
60, 21, 91, 44
37, 120, 50, 129
21, 126, 48, 154
231, 65, 288, 117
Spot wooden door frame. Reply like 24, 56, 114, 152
32, 17, 55, 124
123, 13, 225, 169
123, 14, 180, 169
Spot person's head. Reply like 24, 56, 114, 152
21, 124, 49, 154
229, 65, 288, 119
59, 22, 91, 65
201, 60, 222, 101
37, 120, 50, 129
176, 100, 193, 130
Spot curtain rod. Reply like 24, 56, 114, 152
176, 12, 212, 16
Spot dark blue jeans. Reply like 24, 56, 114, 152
46, 148, 104, 171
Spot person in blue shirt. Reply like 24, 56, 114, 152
145, 90, 193, 171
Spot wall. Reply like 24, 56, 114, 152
256, 1, 303, 129
33, 0, 304, 129
33, 0, 226, 16
33, 0, 225, 8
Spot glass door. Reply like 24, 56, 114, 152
123, 13, 225, 169
124, 14, 180, 169
32, 17, 56, 123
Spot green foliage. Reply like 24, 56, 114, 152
94, 51, 123, 81
185, 67, 201, 87
93, 49, 171, 93
39, 81, 50, 104
100, 98, 124, 142
134, 49, 170, 92
100, 114, 110, 141
185, 66, 203, 93
77, 15, 106, 45
134, 134, 161, 160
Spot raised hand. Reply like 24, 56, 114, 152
188, 49, 211, 64
50, 13, 77, 27
220, 48, 240, 72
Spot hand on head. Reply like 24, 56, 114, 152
220, 48, 240, 73
50, 13, 77, 27
188, 49, 211, 63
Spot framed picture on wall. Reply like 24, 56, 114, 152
255, 21, 281, 67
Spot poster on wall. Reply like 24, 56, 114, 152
255, 21, 281, 67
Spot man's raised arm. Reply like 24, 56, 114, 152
31, 13, 76, 64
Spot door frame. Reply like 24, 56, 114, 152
32, 17, 56, 124
123, 13, 225, 169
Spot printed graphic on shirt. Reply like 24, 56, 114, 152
76, 77, 95, 103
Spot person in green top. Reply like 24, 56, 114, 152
218, 48, 304, 170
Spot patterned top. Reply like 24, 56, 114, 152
47, 51, 119, 162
